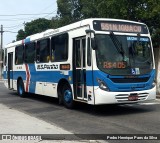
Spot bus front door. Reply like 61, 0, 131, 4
73, 37, 87, 100
8, 52, 13, 89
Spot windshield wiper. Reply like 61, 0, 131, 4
109, 31, 125, 60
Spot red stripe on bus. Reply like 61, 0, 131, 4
25, 64, 30, 92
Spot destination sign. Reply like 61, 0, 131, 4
93, 20, 148, 34
101, 23, 141, 33
103, 61, 127, 69
60, 64, 70, 70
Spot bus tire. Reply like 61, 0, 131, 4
62, 84, 74, 109
17, 79, 26, 97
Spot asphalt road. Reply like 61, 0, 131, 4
0, 82, 160, 143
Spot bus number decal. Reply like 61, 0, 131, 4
103, 61, 126, 69
60, 64, 70, 70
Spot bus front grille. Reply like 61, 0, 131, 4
110, 77, 149, 83
115, 93, 148, 102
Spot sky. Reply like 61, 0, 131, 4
0, 0, 57, 46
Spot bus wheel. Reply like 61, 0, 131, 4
17, 79, 25, 97
62, 84, 74, 109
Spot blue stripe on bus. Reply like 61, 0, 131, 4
93, 69, 155, 92
25, 38, 30, 44
28, 64, 36, 93
4, 68, 155, 92
3, 71, 7, 79
29, 82, 36, 93
13, 71, 73, 83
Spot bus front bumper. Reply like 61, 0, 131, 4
94, 86, 156, 105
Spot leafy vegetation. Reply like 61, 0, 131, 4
16, 0, 160, 47
16, 18, 52, 41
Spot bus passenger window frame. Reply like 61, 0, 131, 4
87, 37, 91, 66
25, 42, 36, 64
51, 33, 69, 62
15, 45, 24, 65
36, 38, 50, 63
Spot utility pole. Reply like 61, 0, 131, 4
0, 25, 4, 79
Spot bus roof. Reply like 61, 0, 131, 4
4, 18, 147, 48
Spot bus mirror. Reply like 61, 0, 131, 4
91, 38, 97, 50
85, 29, 97, 50
85, 29, 95, 34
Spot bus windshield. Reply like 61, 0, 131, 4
95, 34, 153, 75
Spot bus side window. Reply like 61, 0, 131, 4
15, 45, 24, 65
51, 38, 55, 62
51, 33, 68, 62
36, 42, 40, 62
87, 38, 91, 66
36, 38, 50, 63
15, 48, 18, 64
25, 42, 35, 63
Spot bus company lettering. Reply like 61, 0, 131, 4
101, 23, 142, 33
36, 64, 58, 70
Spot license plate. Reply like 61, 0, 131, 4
128, 95, 138, 101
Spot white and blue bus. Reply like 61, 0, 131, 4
3, 18, 156, 108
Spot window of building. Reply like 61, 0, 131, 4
36, 38, 50, 63
15, 45, 24, 65
51, 33, 68, 62
25, 42, 36, 63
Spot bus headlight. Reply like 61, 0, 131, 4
152, 81, 156, 88
97, 78, 110, 91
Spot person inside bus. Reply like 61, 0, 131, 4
47, 43, 51, 62
46, 55, 50, 62
42, 45, 50, 63
51, 49, 55, 62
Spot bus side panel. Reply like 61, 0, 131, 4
27, 64, 36, 94
34, 68, 72, 98
13, 69, 26, 91
3, 65, 8, 88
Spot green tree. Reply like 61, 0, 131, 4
80, 0, 98, 18
96, 0, 160, 47
25, 18, 52, 37
16, 0, 160, 47
56, 0, 82, 27
50, 17, 58, 29
16, 29, 26, 41
16, 18, 52, 41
